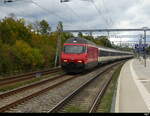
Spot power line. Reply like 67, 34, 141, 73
62, 3, 90, 29
1, 0, 78, 27
0, 0, 39, 19
60, 0, 110, 29
96, 0, 116, 41
90, 0, 110, 28
0, 4, 20, 18
101, 0, 114, 26
30, 0, 69, 22
101, 0, 116, 41
30, 0, 83, 29
90, 0, 111, 43
91, 0, 110, 27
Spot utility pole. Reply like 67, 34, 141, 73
144, 29, 147, 67
139, 37, 142, 60
54, 21, 63, 67
107, 31, 110, 47
142, 27, 148, 67
89, 32, 92, 37
120, 37, 122, 47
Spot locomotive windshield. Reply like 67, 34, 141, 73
63, 45, 86, 54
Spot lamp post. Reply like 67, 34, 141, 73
142, 27, 148, 67
54, 22, 63, 67
138, 38, 142, 60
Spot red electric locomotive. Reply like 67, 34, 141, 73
61, 37, 99, 73
61, 37, 133, 73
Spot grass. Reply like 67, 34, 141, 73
0, 71, 64, 92
97, 64, 123, 112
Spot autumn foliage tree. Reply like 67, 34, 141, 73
32, 20, 51, 35
0, 17, 73, 76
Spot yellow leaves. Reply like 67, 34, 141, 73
12, 40, 45, 66
0, 17, 73, 74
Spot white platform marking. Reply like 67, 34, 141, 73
130, 60, 150, 111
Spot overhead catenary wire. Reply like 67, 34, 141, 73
62, 3, 91, 30
30, 0, 83, 29
0, 0, 40, 20
101, 0, 126, 37
90, 0, 117, 42
101, 0, 116, 41
0, 1, 81, 30
30, 0, 70, 22
0, 3, 21, 18
0, 3, 42, 30
91, 0, 110, 27
0, 0, 112, 31
0, 0, 79, 29
101, 0, 114, 26
90, 0, 110, 28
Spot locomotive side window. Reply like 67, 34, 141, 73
63, 45, 86, 54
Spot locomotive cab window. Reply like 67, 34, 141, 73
63, 45, 86, 54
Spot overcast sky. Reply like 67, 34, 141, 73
0, 0, 150, 43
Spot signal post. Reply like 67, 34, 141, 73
55, 22, 63, 67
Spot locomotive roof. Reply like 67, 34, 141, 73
65, 37, 96, 45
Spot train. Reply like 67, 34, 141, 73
61, 37, 133, 73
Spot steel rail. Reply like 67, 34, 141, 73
0, 73, 66, 99
48, 61, 123, 113
88, 67, 117, 113
0, 67, 60, 81
0, 68, 62, 87
0, 74, 81, 112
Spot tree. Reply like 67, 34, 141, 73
94, 36, 112, 47
12, 40, 45, 71
32, 20, 51, 35
62, 32, 74, 43
39, 20, 51, 35
0, 17, 75, 75
0, 17, 32, 45
0, 44, 14, 74
146, 46, 150, 55
78, 32, 83, 38
82, 35, 94, 41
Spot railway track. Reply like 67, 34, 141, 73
0, 67, 62, 88
0, 60, 125, 113
48, 61, 123, 113
0, 73, 82, 112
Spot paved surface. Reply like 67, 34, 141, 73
115, 58, 150, 112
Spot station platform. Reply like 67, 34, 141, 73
115, 58, 150, 112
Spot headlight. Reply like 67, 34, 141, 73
77, 60, 83, 63
63, 59, 68, 62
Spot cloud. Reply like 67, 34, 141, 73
0, 0, 150, 35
